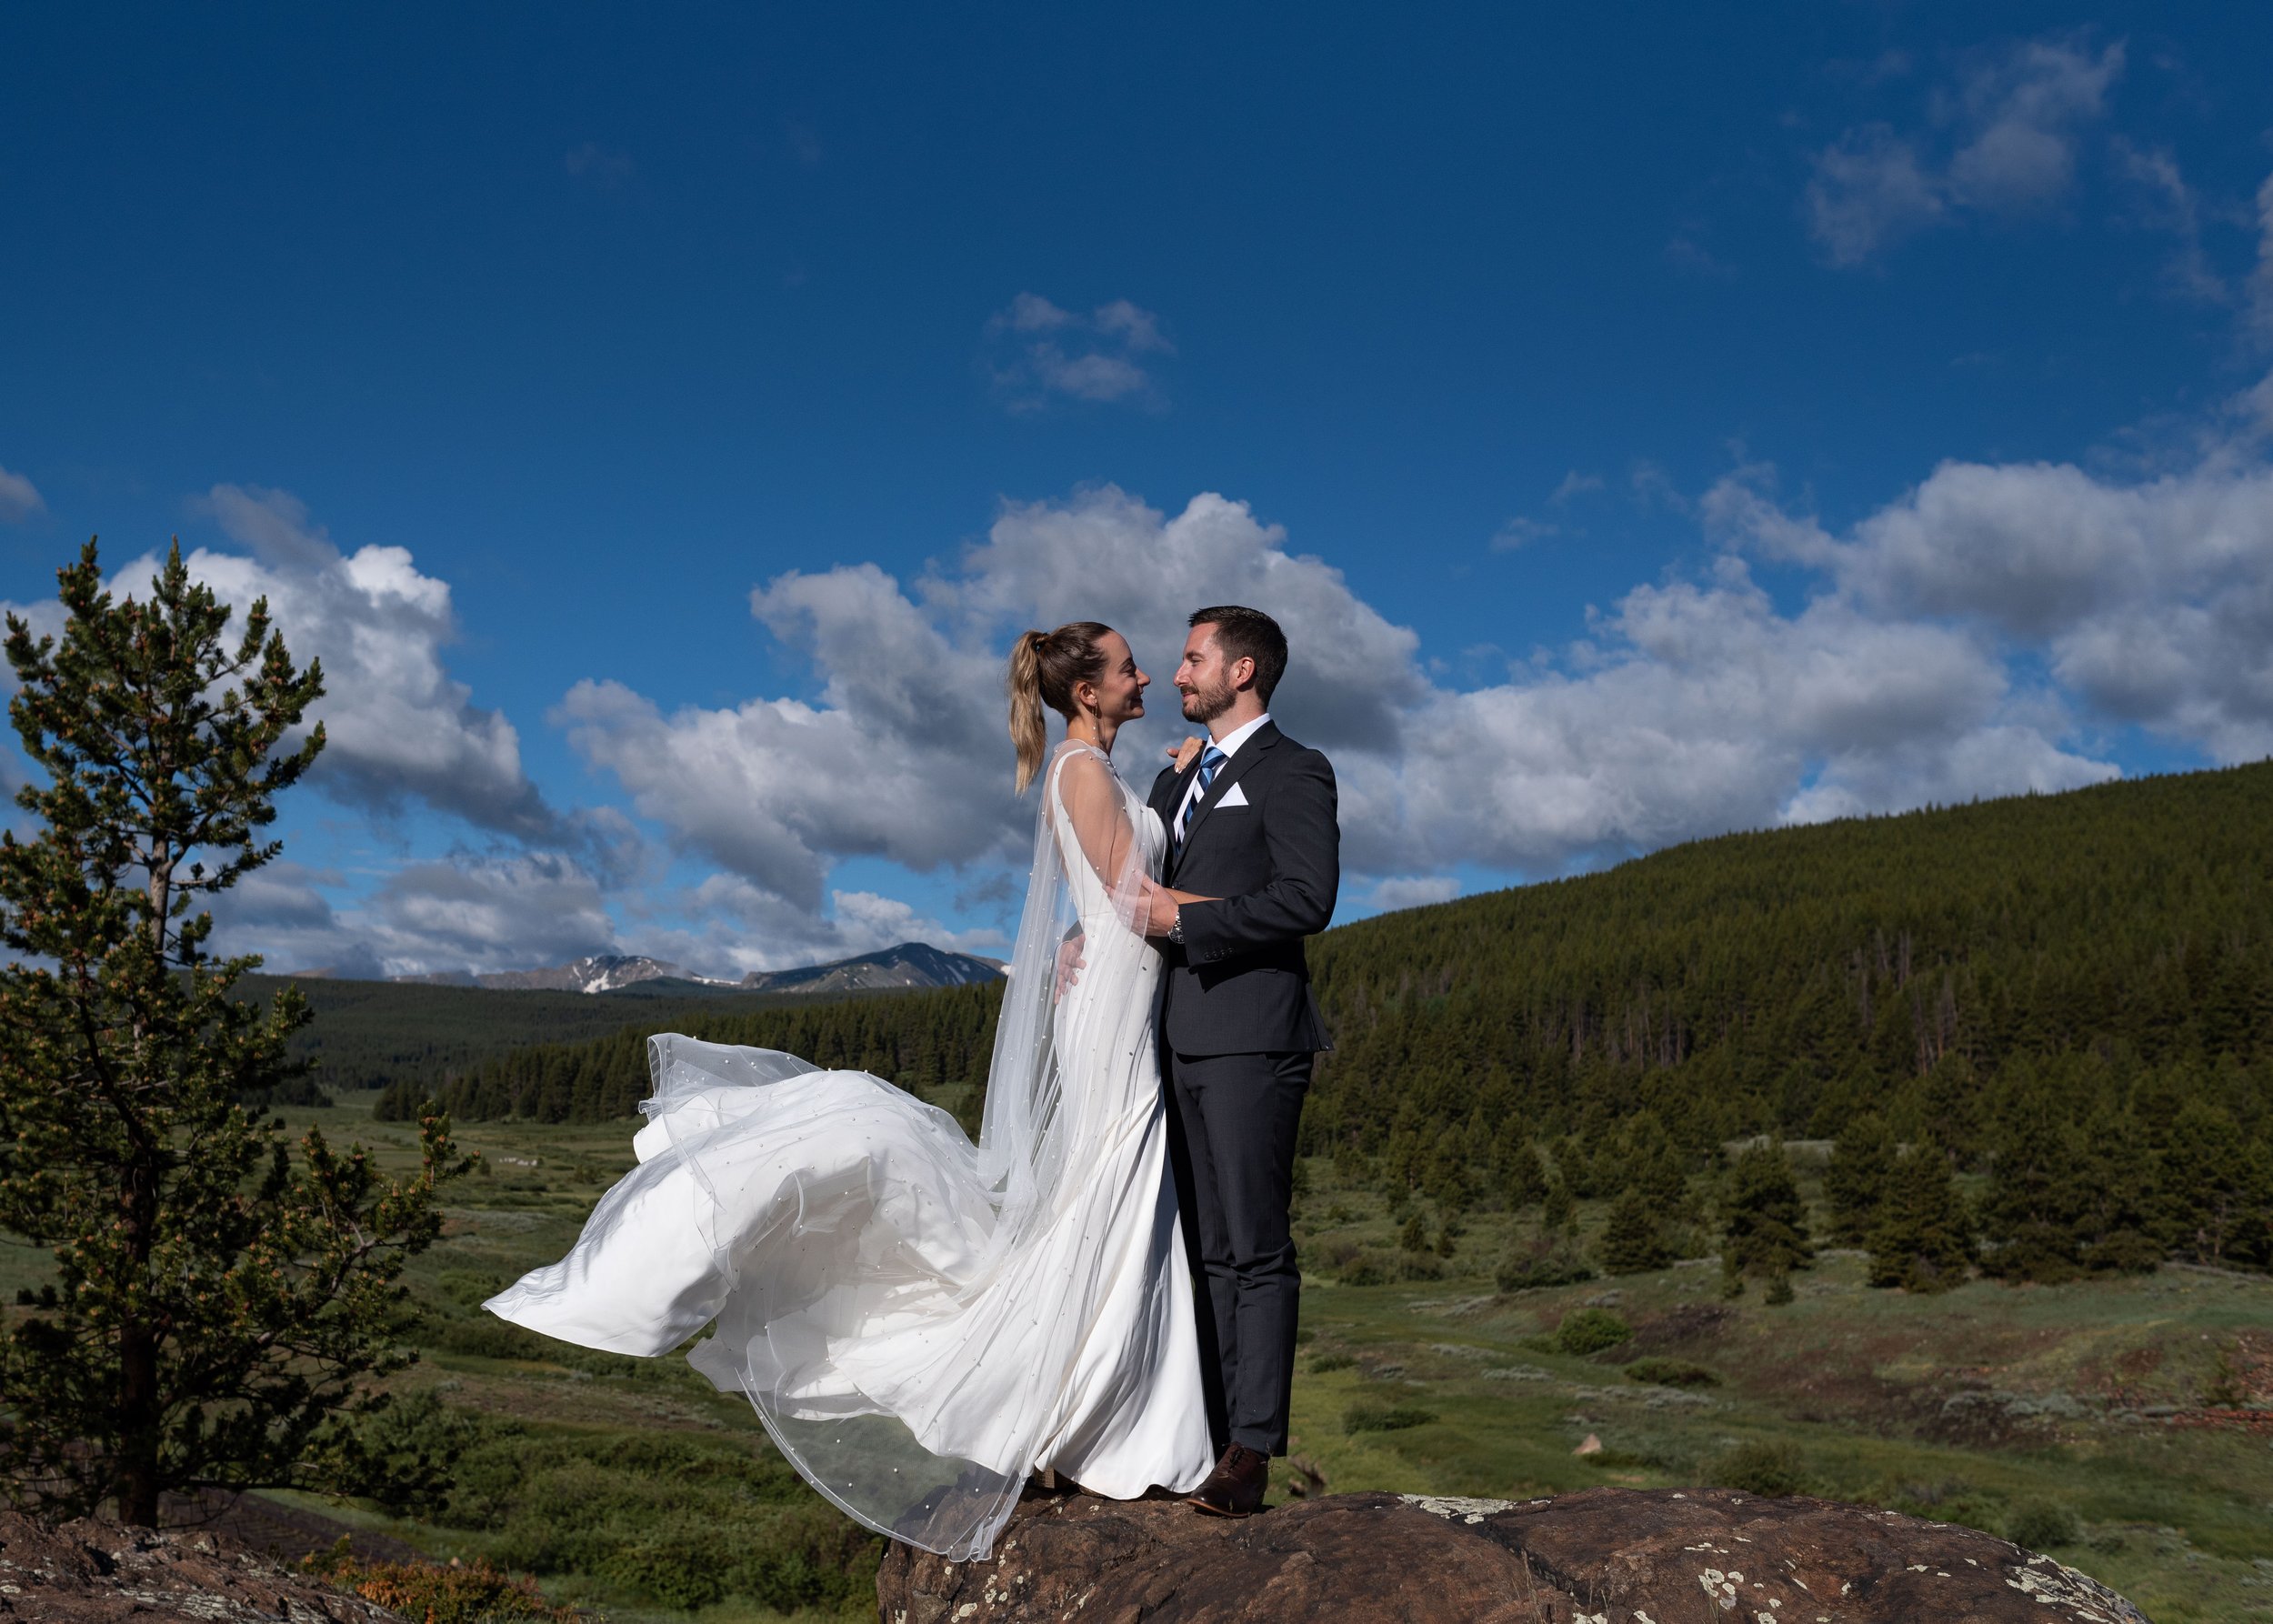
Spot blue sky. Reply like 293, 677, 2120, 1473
4, 4, 2271, 977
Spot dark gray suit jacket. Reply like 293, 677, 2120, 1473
1149, 721, 1339, 1057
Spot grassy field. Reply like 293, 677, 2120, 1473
36, 1097, 2260, 1623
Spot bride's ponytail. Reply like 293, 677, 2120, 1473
1009, 630, 1050, 792
1007, 621, 1115, 792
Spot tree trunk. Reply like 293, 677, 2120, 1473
116, 1152, 163, 1528
117, 1318, 161, 1526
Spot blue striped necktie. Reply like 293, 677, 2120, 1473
1177, 744, 1227, 848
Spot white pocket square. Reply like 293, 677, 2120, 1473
1216, 783, 1251, 808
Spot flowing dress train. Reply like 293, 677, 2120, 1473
485, 741, 1212, 1559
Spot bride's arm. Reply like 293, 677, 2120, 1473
1054, 750, 1140, 899
1136, 881, 1214, 937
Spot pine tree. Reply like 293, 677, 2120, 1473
1540, 1175, 1577, 1235
1978, 1127, 2093, 1282
1610, 1111, 1691, 1216
1976, 1062, 2094, 1281
1597, 1186, 1673, 1274
1500, 1141, 1549, 1211
1718, 1138, 1812, 1284
1399, 1210, 1430, 1253
1866, 1146, 1976, 1293
1421, 1124, 1473, 1213
0, 542, 472, 1525
2158, 1101, 2273, 1267
1823, 1113, 1898, 1245
2072, 1103, 2161, 1274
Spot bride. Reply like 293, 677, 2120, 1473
485, 620, 1216, 1561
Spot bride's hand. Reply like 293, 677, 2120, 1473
1167, 735, 1206, 772
1054, 930, 1086, 996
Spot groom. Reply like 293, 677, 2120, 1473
1143, 606, 1339, 1518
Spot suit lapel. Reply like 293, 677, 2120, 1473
1156, 752, 1204, 877
1174, 722, 1279, 871
1155, 750, 1209, 837
1156, 753, 1203, 823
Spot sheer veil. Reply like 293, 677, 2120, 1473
631, 737, 1155, 1561
975, 738, 1147, 1255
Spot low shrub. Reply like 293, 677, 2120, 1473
1866, 1477, 2005, 1537
1579, 1435, 1692, 1472
435, 1269, 507, 1308
1624, 1357, 1718, 1388
433, 1315, 551, 1360
305, 1547, 576, 1624
437, 1425, 879, 1613
350, 1390, 504, 1517
1702, 1439, 1812, 1498
1496, 1239, 1594, 1293
2004, 1498, 2083, 1551
1308, 1352, 1356, 1374
1554, 1308, 1633, 1356
1343, 1403, 1437, 1434
1329, 1246, 1442, 1286
430, 1314, 645, 1378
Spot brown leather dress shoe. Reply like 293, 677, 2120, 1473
1186, 1443, 1269, 1517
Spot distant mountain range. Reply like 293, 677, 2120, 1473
734, 941, 1004, 995
369, 941, 1003, 997
386, 954, 690, 994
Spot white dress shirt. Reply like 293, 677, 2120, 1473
1174, 711, 1272, 838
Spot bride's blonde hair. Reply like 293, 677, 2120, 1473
1008, 622, 1113, 792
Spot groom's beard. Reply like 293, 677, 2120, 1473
1180, 677, 1237, 724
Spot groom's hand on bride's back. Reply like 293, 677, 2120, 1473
1055, 931, 1086, 996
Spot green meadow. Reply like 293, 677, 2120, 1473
62, 1097, 2258, 1624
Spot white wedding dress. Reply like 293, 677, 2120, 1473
486, 741, 1213, 1559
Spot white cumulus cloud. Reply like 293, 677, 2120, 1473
1714, 453, 2273, 766
985, 295, 1172, 409
2250, 170, 2273, 348
2110, 140, 2228, 306
1942, 36, 2124, 213
110, 485, 566, 840
561, 460, 2197, 920
89, 399, 2273, 978
204, 851, 620, 979
1806, 35, 2124, 266
640, 874, 1006, 977
1367, 875, 1461, 912
0, 465, 44, 524
1807, 125, 1945, 265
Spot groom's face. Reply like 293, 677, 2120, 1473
1176, 625, 1247, 725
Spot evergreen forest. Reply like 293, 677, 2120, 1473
375, 984, 1003, 1128
255, 974, 872, 1098
386, 760, 2273, 1280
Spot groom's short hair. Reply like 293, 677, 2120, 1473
1189, 606, 1287, 704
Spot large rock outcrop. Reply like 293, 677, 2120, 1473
0, 1512, 401, 1622
877, 1487, 2148, 1623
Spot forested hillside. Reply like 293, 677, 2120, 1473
375, 982, 1003, 1125
1305, 758, 2270, 1169
1303, 760, 2271, 1276
247, 974, 875, 1098
386, 762, 2273, 1270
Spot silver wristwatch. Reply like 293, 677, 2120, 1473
1167, 909, 1184, 946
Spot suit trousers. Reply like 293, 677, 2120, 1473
1161, 1047, 1310, 1457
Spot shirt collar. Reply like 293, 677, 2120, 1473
1208, 712, 1272, 760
